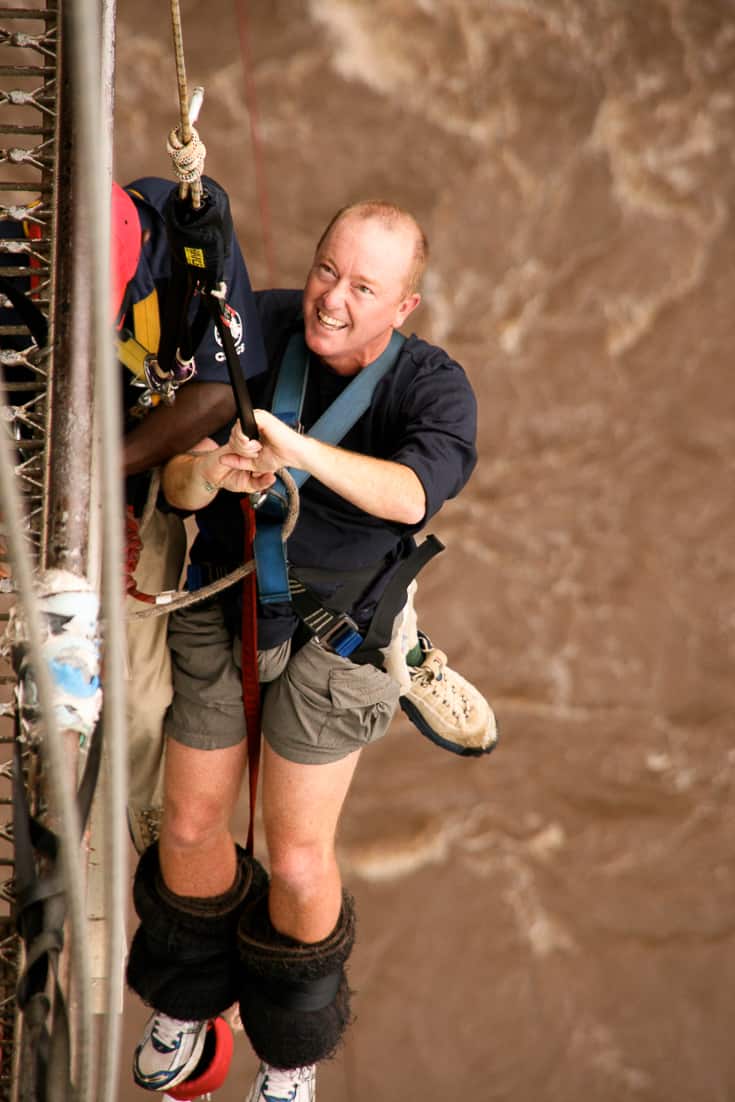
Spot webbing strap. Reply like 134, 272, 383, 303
271, 333, 309, 428
117, 331, 150, 381
239, 497, 261, 856
352, 534, 445, 663
252, 491, 291, 604
255, 330, 406, 605
282, 329, 406, 490
205, 292, 259, 440
131, 289, 161, 354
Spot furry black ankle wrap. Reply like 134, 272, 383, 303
126, 842, 268, 1021
237, 892, 356, 1068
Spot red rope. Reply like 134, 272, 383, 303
234, 0, 278, 287
240, 496, 262, 856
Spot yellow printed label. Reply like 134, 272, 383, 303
184, 246, 206, 268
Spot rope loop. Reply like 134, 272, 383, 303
166, 124, 206, 184
127, 469, 300, 620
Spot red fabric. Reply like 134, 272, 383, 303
166, 1018, 234, 1100
111, 182, 141, 320
240, 497, 262, 855
125, 505, 143, 596
22, 218, 42, 292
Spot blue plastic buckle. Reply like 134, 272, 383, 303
317, 614, 363, 658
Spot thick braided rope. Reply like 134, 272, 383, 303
166, 124, 206, 185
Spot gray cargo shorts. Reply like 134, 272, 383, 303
164, 597, 402, 765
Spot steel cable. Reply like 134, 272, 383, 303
67, 0, 126, 1097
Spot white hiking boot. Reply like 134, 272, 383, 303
133, 1011, 208, 1091
244, 1061, 316, 1102
400, 632, 498, 755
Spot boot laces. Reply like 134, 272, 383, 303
411, 649, 472, 722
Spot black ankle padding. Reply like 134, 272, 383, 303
237, 893, 356, 1067
126, 842, 268, 1020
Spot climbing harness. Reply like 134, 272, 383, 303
253, 331, 406, 618
250, 328, 444, 659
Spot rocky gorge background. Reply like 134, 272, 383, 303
113, 2, 735, 1099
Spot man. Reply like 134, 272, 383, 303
126, 201, 482, 1101
119, 181, 491, 856
116, 175, 268, 851
0, 175, 268, 845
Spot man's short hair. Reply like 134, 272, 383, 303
316, 200, 429, 296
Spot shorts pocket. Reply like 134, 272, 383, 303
263, 643, 402, 762
319, 662, 401, 751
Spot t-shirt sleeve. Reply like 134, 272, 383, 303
388, 348, 478, 525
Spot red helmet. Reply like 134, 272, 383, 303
111, 181, 141, 321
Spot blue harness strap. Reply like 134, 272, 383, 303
254, 330, 406, 610
269, 332, 310, 429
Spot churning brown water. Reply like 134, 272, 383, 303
114, 3, 735, 1099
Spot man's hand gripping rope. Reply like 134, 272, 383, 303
125, 425, 298, 620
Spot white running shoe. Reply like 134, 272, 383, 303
401, 632, 498, 756
133, 1011, 208, 1091
244, 1061, 316, 1102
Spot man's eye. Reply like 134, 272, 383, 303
356, 284, 373, 295
319, 262, 335, 276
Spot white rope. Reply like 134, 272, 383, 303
166, 123, 206, 185
168, 0, 204, 206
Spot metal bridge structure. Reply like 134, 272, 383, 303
1, 4, 59, 1096
0, 2, 128, 1099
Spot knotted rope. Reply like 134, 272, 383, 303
167, 0, 205, 206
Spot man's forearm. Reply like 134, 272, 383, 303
250, 408, 426, 524
162, 430, 275, 511
123, 382, 236, 477
286, 434, 426, 525
161, 451, 221, 511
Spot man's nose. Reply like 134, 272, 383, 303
321, 278, 347, 310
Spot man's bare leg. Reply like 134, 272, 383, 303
262, 741, 361, 942
159, 738, 249, 897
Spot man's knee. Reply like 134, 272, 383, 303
163, 790, 231, 852
267, 841, 337, 899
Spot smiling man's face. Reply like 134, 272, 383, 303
302, 212, 421, 375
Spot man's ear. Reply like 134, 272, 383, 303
394, 292, 421, 328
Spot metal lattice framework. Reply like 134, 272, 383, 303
0, 4, 58, 1098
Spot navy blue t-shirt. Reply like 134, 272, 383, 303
122, 177, 267, 508
191, 289, 478, 647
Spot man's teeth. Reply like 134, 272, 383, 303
317, 309, 347, 330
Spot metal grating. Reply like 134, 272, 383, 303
0, 3, 58, 1097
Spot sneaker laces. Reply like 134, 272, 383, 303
150, 1015, 198, 1053
410, 649, 473, 723
262, 1064, 313, 1099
